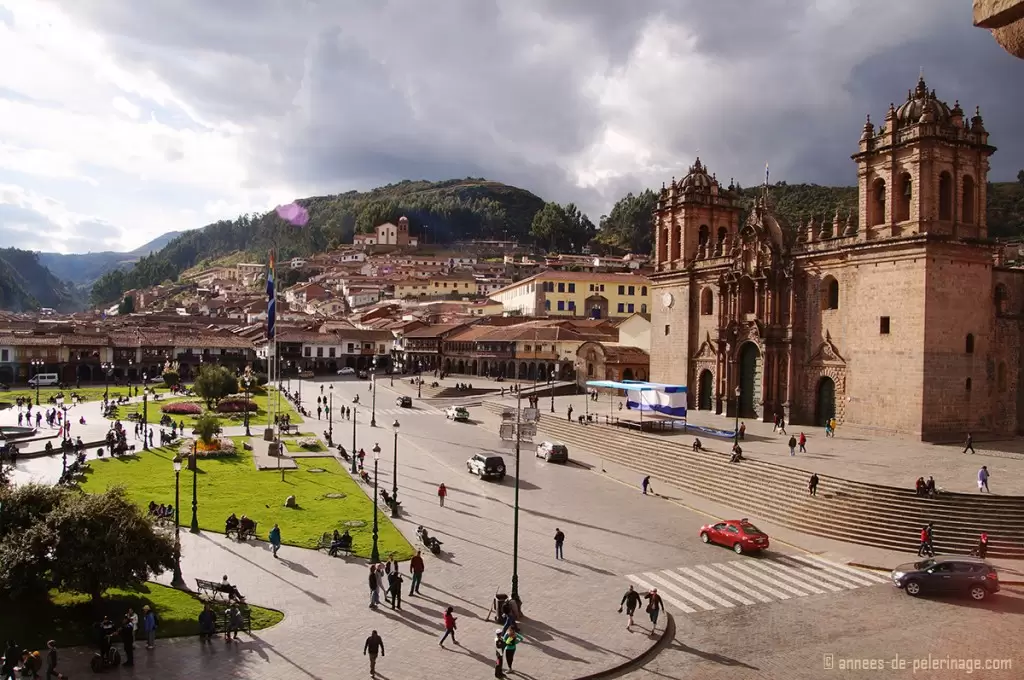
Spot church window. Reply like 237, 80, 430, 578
717, 227, 728, 244
871, 178, 886, 226
879, 316, 891, 334
698, 224, 709, 245
998, 362, 1007, 392
965, 333, 975, 354
821, 276, 839, 311
995, 284, 1008, 315
897, 173, 912, 222
738, 278, 755, 315
700, 288, 714, 315
938, 172, 953, 221
965, 377, 972, 392
962, 175, 976, 224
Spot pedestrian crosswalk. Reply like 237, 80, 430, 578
354, 406, 446, 418
626, 554, 889, 614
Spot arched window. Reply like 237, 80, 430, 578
544, 299, 551, 311
965, 333, 975, 354
871, 178, 886, 226
966, 377, 972, 392
897, 173, 912, 222
717, 227, 728, 243
641, 286, 647, 296
700, 288, 714, 315
698, 224, 709, 245
640, 303, 647, 314
939, 171, 952, 221
738, 278, 755, 316
995, 284, 1008, 315
962, 175, 976, 224
998, 362, 1007, 392
820, 276, 839, 311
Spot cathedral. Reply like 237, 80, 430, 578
648, 77, 1022, 441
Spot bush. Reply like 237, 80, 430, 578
194, 414, 220, 446
162, 371, 179, 388
161, 402, 202, 415
253, 372, 269, 387
215, 398, 257, 413
194, 364, 239, 407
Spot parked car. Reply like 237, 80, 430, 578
395, 396, 412, 408
535, 441, 569, 463
891, 556, 1000, 601
357, 370, 369, 379
337, 367, 355, 375
699, 519, 770, 554
467, 453, 506, 481
445, 406, 470, 421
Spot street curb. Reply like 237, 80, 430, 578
570, 612, 674, 680
847, 561, 1024, 586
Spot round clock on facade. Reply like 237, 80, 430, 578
662, 292, 674, 308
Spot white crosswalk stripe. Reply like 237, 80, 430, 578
626, 555, 885, 615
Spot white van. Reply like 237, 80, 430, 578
28, 373, 59, 387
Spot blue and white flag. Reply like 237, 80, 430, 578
266, 251, 276, 341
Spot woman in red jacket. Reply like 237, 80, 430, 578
439, 606, 458, 646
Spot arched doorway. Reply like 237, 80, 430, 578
77, 364, 92, 383
623, 368, 634, 381
815, 376, 836, 426
738, 343, 761, 418
698, 370, 713, 410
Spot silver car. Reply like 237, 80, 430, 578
535, 441, 569, 463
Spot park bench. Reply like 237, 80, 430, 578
213, 604, 252, 634
317, 532, 352, 557
227, 521, 258, 541
195, 578, 229, 602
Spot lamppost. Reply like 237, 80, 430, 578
328, 384, 334, 443
417, 361, 422, 399
243, 376, 252, 436
102, 362, 113, 400
296, 362, 302, 404
350, 395, 359, 474
390, 420, 400, 518
550, 370, 556, 413
370, 357, 377, 428
190, 439, 200, 533
30, 359, 43, 404
511, 389, 523, 603
171, 456, 185, 588
371, 443, 381, 563
734, 385, 742, 446
142, 372, 149, 451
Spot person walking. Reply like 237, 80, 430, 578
619, 585, 643, 629
437, 483, 447, 507
388, 570, 403, 610
788, 435, 797, 456
772, 413, 779, 433
644, 589, 664, 636
567, 405, 573, 422
439, 606, 458, 647
363, 630, 384, 677
119, 615, 135, 666
808, 473, 819, 496
978, 465, 990, 493
375, 564, 387, 605
976, 531, 989, 559
269, 523, 281, 558
198, 604, 216, 643
738, 422, 746, 440
317, 405, 322, 420
554, 527, 565, 560
142, 605, 156, 649
778, 418, 787, 435
798, 432, 807, 453
829, 417, 837, 437
641, 475, 652, 495
503, 625, 524, 673
917, 525, 930, 557
493, 629, 507, 678
409, 550, 425, 595
44, 640, 66, 680
126, 607, 139, 642
963, 432, 975, 454
368, 564, 380, 609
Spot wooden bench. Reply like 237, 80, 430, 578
195, 578, 229, 602
226, 522, 258, 541
214, 605, 252, 634
316, 532, 352, 557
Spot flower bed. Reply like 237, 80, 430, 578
180, 437, 236, 458
215, 398, 257, 413
297, 437, 321, 450
162, 402, 202, 415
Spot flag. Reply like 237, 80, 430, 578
765, 162, 770, 186
266, 251, 276, 341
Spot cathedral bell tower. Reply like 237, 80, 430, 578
852, 76, 996, 241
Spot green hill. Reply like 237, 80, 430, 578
90, 178, 545, 305
0, 248, 78, 312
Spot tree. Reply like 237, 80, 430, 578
530, 202, 595, 253
597, 190, 658, 254
193, 364, 239, 407
46, 487, 176, 605
162, 371, 179, 388
117, 295, 135, 315
1018, 169, 1024, 187
194, 414, 220, 446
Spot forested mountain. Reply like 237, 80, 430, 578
0, 248, 77, 312
38, 231, 184, 288
90, 179, 545, 305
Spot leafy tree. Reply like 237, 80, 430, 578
531, 202, 595, 252
194, 414, 220, 446
1018, 169, 1024, 187
46, 487, 176, 605
597, 190, 658, 254
193, 364, 239, 407
117, 295, 135, 314
162, 371, 180, 388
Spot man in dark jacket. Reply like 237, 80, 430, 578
618, 585, 643, 629
119, 615, 135, 666
368, 565, 380, 609
2, 640, 19, 680
198, 604, 217, 643
363, 630, 384, 677
409, 550, 425, 595
45, 640, 66, 680
388, 570, 403, 610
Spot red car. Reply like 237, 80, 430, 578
699, 519, 770, 554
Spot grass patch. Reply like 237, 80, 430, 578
105, 388, 303, 428
80, 440, 413, 560
2, 384, 184, 406
0, 582, 283, 649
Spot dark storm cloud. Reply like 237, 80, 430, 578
56, 0, 1024, 223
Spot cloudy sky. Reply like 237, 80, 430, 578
0, 0, 1019, 254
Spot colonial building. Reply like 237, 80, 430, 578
649, 77, 1015, 441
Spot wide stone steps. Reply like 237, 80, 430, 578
483, 402, 1024, 558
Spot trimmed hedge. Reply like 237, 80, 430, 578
161, 402, 202, 415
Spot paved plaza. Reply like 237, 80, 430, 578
3, 377, 1023, 679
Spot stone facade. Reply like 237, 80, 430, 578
650, 77, 1024, 441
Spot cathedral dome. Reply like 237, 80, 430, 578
895, 77, 951, 126
680, 157, 715, 192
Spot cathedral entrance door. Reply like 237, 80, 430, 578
738, 342, 761, 419
698, 370, 713, 410
815, 376, 836, 426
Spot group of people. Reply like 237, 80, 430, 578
148, 501, 175, 519
197, 602, 246, 643
95, 605, 159, 666
2, 640, 66, 680
328, 528, 353, 556
914, 475, 939, 497
618, 585, 664, 635
224, 513, 257, 540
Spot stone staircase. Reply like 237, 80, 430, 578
482, 402, 1024, 559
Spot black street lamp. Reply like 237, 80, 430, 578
328, 384, 334, 443
370, 358, 377, 427
190, 440, 200, 533
142, 372, 149, 451
417, 361, 422, 399
734, 385, 742, 446
243, 377, 252, 436
30, 359, 43, 404
171, 455, 185, 588
390, 420, 400, 518
371, 443, 381, 563
350, 395, 359, 474
102, 362, 113, 401
550, 370, 556, 413
296, 364, 302, 404
511, 390, 523, 603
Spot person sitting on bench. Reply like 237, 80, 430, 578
225, 513, 239, 534
692, 438, 703, 452
730, 445, 744, 463
219, 575, 245, 602
238, 515, 255, 538
149, 501, 158, 515
329, 530, 352, 556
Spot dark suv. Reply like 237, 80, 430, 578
467, 454, 506, 481
891, 556, 1000, 601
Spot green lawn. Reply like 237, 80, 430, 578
0, 582, 283, 649
105, 388, 304, 428
80, 440, 413, 560
1, 384, 183, 406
